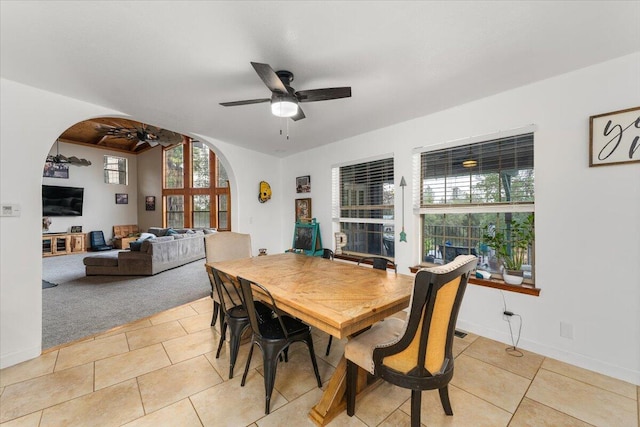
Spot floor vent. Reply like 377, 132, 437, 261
454, 329, 468, 338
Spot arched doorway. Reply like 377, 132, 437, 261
41, 117, 231, 349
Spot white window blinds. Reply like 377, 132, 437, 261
417, 133, 534, 213
333, 157, 395, 223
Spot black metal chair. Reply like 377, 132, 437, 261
207, 267, 274, 379
345, 255, 477, 427
238, 276, 322, 414
88, 230, 113, 251
357, 256, 396, 274
204, 232, 253, 327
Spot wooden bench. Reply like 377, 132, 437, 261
113, 225, 139, 249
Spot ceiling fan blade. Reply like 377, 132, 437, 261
295, 87, 352, 102
220, 98, 271, 107
150, 128, 184, 145
251, 62, 289, 94
291, 106, 306, 121
66, 156, 91, 166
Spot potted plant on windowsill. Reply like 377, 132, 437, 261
481, 214, 534, 285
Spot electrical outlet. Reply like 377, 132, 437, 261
560, 321, 573, 339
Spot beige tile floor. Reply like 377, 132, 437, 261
1, 296, 638, 427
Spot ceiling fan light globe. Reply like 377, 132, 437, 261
271, 98, 299, 118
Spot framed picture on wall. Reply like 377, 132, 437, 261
43, 162, 69, 179
70, 226, 82, 233
296, 175, 310, 193
589, 106, 640, 167
295, 198, 312, 222
145, 196, 156, 211
115, 193, 128, 204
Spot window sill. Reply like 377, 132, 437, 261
334, 254, 398, 271
408, 265, 540, 297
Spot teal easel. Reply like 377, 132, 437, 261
291, 218, 323, 256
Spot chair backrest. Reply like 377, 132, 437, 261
209, 267, 244, 315
358, 256, 396, 272
322, 248, 334, 260
238, 276, 289, 340
205, 232, 252, 263
89, 230, 107, 246
372, 255, 477, 386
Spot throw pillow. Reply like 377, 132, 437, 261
129, 241, 143, 251
166, 228, 179, 236
138, 232, 155, 241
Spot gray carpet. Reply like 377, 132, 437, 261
42, 251, 210, 350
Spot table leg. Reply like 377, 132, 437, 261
308, 356, 370, 426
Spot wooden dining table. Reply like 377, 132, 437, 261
208, 252, 415, 426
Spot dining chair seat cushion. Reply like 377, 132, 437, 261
258, 315, 309, 340
227, 301, 273, 323
344, 317, 406, 375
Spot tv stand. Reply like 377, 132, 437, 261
42, 232, 86, 257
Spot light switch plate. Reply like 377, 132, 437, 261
1, 203, 21, 217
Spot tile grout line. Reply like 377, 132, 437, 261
524, 361, 615, 426
505, 356, 545, 426
537, 366, 638, 401
452, 343, 527, 419
186, 395, 206, 427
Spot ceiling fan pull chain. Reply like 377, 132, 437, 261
286, 119, 290, 141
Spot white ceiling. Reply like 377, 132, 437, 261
2, 1, 639, 157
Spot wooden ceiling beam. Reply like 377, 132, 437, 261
57, 137, 136, 155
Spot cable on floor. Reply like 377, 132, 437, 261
501, 291, 524, 357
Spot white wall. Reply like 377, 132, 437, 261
136, 147, 163, 232
281, 53, 640, 385
44, 141, 138, 242
2, 54, 638, 384
0, 79, 120, 367
194, 134, 284, 256
135, 133, 284, 255
0, 79, 283, 368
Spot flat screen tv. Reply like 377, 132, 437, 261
42, 185, 84, 216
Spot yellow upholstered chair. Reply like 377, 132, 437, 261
345, 255, 477, 427
204, 232, 253, 327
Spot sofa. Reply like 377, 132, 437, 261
84, 227, 214, 276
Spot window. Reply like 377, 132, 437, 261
162, 140, 231, 230
332, 157, 395, 258
104, 155, 127, 184
415, 130, 535, 282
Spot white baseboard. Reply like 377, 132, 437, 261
0, 345, 42, 370
456, 319, 640, 386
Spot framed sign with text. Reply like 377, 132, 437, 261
589, 106, 639, 167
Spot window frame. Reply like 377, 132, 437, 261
332, 155, 395, 259
413, 126, 536, 284
103, 155, 128, 185
162, 140, 231, 231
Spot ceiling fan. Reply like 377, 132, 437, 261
47, 140, 92, 166
96, 123, 184, 148
220, 62, 351, 121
